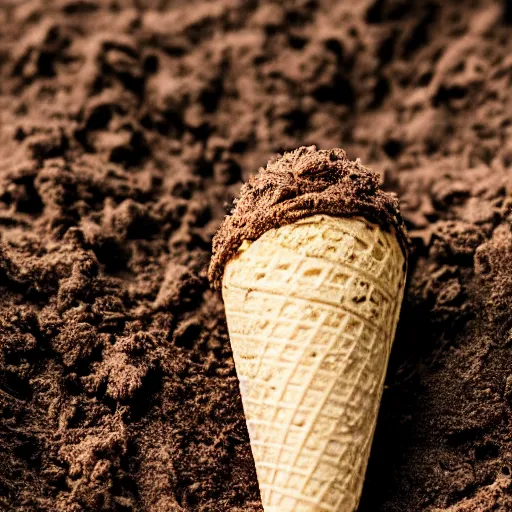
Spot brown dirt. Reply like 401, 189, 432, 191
0, 0, 511, 511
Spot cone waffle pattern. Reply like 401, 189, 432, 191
222, 215, 406, 512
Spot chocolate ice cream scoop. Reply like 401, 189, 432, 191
209, 145, 408, 289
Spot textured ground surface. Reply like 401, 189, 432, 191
0, 0, 511, 511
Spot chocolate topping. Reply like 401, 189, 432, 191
209, 146, 409, 289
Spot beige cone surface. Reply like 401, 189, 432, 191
222, 214, 406, 512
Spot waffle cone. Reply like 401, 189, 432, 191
222, 215, 406, 512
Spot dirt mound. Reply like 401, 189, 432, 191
0, 0, 511, 510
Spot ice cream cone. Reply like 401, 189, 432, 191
222, 214, 406, 512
